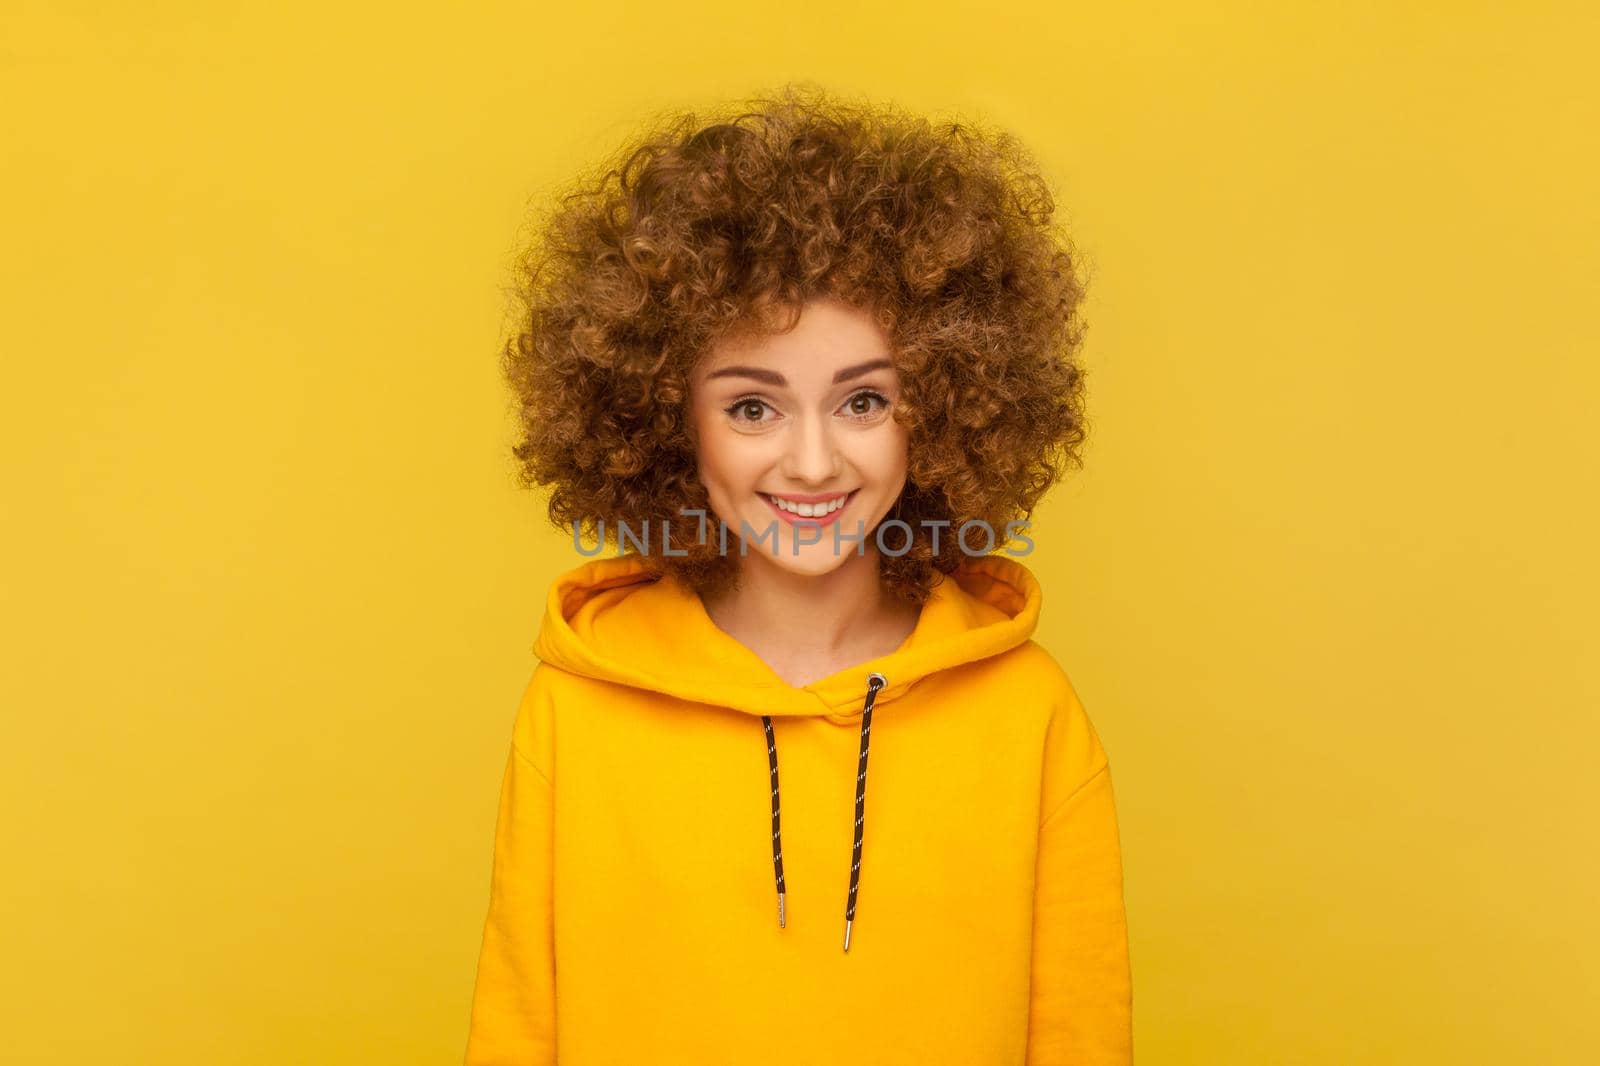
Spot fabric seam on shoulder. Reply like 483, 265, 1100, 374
1039, 760, 1109, 830
511, 741, 554, 788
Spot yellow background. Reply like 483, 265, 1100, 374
3, 2, 1595, 1062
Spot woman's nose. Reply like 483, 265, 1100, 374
781, 412, 843, 483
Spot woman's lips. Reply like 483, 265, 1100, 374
760, 489, 857, 528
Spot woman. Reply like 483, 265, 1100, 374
465, 84, 1132, 1065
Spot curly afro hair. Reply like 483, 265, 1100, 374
501, 82, 1091, 606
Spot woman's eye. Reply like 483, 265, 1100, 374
725, 398, 772, 424
844, 390, 891, 419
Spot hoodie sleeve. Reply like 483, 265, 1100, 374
1026, 678, 1134, 1065
463, 667, 557, 1066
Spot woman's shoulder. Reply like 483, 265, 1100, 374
1003, 640, 1113, 798
506, 660, 562, 780
991, 638, 1090, 711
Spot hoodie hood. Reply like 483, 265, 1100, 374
529, 550, 1044, 950
532, 552, 1042, 719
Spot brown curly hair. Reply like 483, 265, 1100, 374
501, 82, 1091, 606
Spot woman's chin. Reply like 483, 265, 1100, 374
742, 539, 861, 579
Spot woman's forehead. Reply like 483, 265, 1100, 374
695, 298, 895, 384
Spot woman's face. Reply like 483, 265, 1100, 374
687, 296, 909, 579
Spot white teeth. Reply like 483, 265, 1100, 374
765, 493, 850, 517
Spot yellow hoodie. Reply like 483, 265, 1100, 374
463, 551, 1132, 1065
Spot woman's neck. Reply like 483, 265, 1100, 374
699, 549, 921, 688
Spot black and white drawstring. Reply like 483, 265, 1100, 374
760, 671, 888, 953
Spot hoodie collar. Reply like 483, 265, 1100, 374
531, 552, 1042, 719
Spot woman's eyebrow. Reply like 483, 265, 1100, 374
705, 358, 895, 386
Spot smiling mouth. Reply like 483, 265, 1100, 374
761, 489, 857, 518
